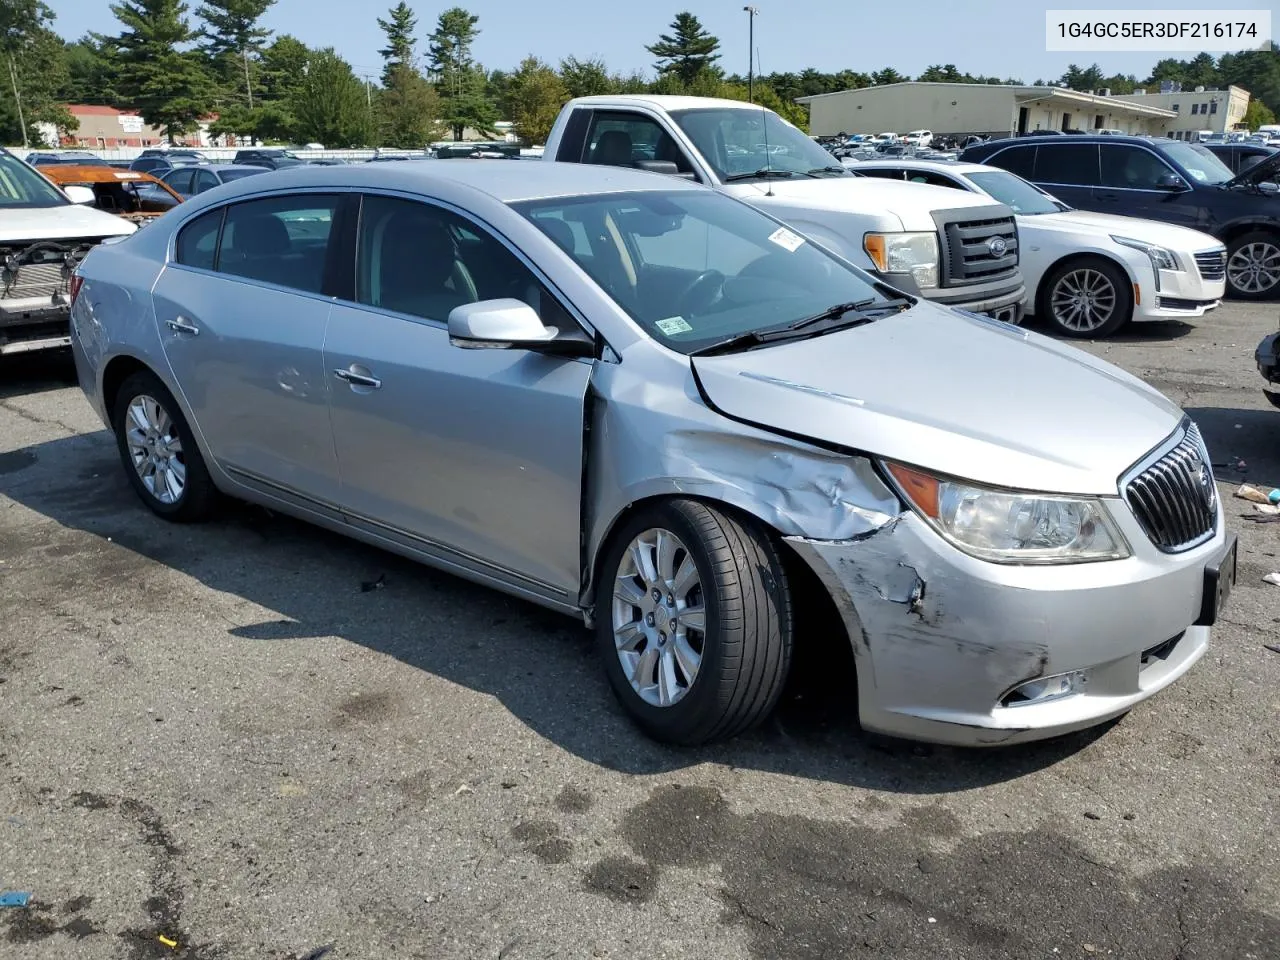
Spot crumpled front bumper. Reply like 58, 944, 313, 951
785, 506, 1221, 746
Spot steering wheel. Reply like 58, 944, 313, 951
677, 269, 725, 314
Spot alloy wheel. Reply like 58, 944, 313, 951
1227, 241, 1280, 295
611, 527, 705, 708
1050, 268, 1118, 333
124, 394, 186, 505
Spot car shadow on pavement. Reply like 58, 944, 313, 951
1033, 318, 1196, 344
0, 350, 78, 400
2, 428, 1117, 796
1187, 405, 1280, 486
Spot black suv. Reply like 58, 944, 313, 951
961, 134, 1280, 299
233, 148, 304, 170
1204, 142, 1277, 177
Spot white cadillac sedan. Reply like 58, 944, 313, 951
854, 158, 1227, 338
68, 161, 1233, 747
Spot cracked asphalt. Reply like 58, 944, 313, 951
1, 302, 1278, 959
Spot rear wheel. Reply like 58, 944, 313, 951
595, 500, 793, 745
112, 370, 217, 522
1041, 257, 1132, 339
1225, 231, 1280, 300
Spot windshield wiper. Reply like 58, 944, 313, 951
722, 168, 805, 182
806, 165, 848, 176
690, 297, 911, 356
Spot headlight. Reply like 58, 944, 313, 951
863, 231, 939, 288
884, 463, 1131, 564
1111, 235, 1179, 272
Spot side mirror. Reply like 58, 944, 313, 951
633, 159, 680, 176
448, 298, 594, 358
1155, 173, 1187, 191
64, 185, 95, 205
1259, 180, 1280, 195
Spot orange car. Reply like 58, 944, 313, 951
36, 165, 184, 224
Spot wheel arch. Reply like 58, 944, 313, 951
1218, 220, 1280, 247
1033, 250, 1138, 317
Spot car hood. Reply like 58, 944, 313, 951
1026, 209, 1223, 250
725, 176, 1004, 218
1227, 148, 1280, 186
0, 203, 136, 242
692, 305, 1183, 496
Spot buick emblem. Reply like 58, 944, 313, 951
1191, 455, 1216, 508
987, 236, 1008, 258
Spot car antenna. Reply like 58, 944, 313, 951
756, 46, 773, 196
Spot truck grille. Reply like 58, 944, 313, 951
1122, 421, 1217, 553
0, 239, 99, 302
1193, 249, 1226, 282
940, 215, 1019, 286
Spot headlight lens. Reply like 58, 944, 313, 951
884, 463, 1130, 564
1111, 235, 1180, 271
864, 232, 939, 288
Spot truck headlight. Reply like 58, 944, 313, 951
884, 463, 1131, 564
1111, 235, 1179, 272
864, 232, 939, 288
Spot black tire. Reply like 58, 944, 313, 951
1039, 256, 1133, 339
112, 370, 218, 522
1266, 390, 1280, 410
595, 499, 793, 746
1225, 230, 1280, 301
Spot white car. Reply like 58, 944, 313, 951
904, 129, 933, 148
854, 158, 1227, 338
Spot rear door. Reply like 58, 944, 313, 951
1029, 141, 1098, 210
153, 191, 352, 512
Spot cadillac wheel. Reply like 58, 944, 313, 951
596, 500, 793, 745
1042, 257, 1132, 339
112, 371, 217, 521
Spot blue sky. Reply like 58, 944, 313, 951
51, 0, 1278, 84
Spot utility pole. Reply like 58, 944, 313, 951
743, 6, 759, 102
8, 55, 27, 149
242, 47, 254, 109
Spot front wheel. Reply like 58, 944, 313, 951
1226, 231, 1280, 300
595, 500, 793, 745
1041, 257, 1133, 339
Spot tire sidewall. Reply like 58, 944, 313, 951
594, 503, 729, 741
1041, 257, 1133, 338
1226, 231, 1280, 301
112, 373, 200, 520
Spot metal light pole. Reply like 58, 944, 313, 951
743, 6, 759, 102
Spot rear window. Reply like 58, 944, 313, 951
987, 145, 1036, 179
175, 209, 223, 270
216, 194, 340, 294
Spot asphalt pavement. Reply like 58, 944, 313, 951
0, 303, 1277, 959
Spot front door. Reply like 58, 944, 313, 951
323, 194, 592, 599
1093, 144, 1202, 230
153, 192, 347, 508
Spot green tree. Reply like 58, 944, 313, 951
559, 55, 610, 98
1060, 63, 1105, 90
611, 70, 649, 94
1218, 45, 1280, 118
504, 54, 566, 144
289, 47, 371, 147
646, 12, 719, 86
0, 0, 55, 146
428, 6, 479, 97
0, 26, 74, 146
870, 67, 905, 86
378, 62, 439, 147
109, 0, 213, 141
195, 0, 273, 109
376, 1, 416, 81
1243, 98, 1276, 129
62, 34, 123, 105
438, 63, 497, 139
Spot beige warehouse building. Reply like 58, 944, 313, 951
797, 82, 1180, 139
1110, 85, 1250, 138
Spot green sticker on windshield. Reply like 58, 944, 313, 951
656, 316, 693, 335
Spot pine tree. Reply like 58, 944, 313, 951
378, 61, 439, 147
646, 12, 720, 86
377, 1, 416, 81
109, 0, 213, 142
427, 7, 496, 140
195, 0, 274, 109
289, 47, 372, 147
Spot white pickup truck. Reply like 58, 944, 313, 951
542, 96, 1026, 321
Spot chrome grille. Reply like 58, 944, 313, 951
1193, 249, 1226, 282
941, 215, 1019, 286
1122, 422, 1217, 553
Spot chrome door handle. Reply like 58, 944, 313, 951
167, 317, 199, 335
333, 368, 382, 389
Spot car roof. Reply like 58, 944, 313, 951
173, 159, 707, 205
37, 165, 166, 184
969, 134, 1181, 151
210, 164, 270, 175
566, 94, 777, 113
855, 158, 992, 175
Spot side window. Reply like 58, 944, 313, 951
194, 170, 219, 193
1033, 143, 1100, 185
175, 209, 223, 271
989, 146, 1036, 178
166, 169, 195, 194
216, 193, 340, 293
355, 194, 572, 328
1099, 146, 1176, 190
584, 111, 694, 174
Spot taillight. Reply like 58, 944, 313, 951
68, 274, 84, 305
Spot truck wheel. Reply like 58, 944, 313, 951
1226, 231, 1280, 300
1041, 257, 1132, 339
595, 500, 793, 745
112, 371, 217, 522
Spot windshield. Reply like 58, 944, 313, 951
668, 107, 847, 180
0, 151, 69, 208
967, 171, 1062, 214
514, 190, 890, 354
1160, 142, 1234, 184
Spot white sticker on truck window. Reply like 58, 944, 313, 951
656, 316, 694, 335
768, 227, 805, 252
